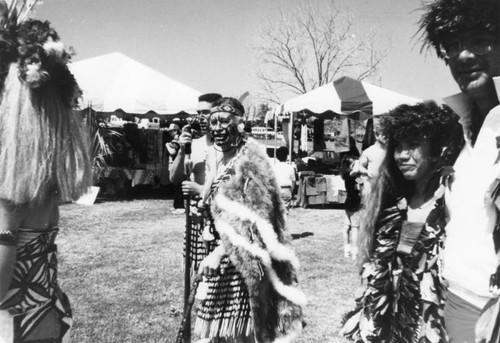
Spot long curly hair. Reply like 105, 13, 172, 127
358, 102, 463, 265
417, 0, 500, 59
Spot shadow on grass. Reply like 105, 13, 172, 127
94, 183, 177, 203
300, 203, 345, 210
292, 232, 314, 240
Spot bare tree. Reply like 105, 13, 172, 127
256, 0, 388, 104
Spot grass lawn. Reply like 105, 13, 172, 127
58, 199, 361, 342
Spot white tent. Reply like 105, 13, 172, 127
271, 77, 422, 159
70, 52, 201, 115
280, 76, 421, 118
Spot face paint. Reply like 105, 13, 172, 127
209, 112, 238, 147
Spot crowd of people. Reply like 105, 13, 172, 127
0, 0, 498, 342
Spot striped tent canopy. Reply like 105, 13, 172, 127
70, 52, 201, 116
280, 76, 421, 119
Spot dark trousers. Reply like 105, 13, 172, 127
172, 183, 184, 209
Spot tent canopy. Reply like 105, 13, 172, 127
279, 76, 421, 119
70, 52, 201, 115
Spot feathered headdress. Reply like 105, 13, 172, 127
0, 0, 80, 107
417, 0, 500, 59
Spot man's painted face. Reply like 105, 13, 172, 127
209, 112, 238, 147
393, 139, 433, 181
444, 32, 500, 95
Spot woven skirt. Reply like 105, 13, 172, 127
194, 257, 253, 340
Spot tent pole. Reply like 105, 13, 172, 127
88, 106, 92, 127
274, 111, 278, 164
288, 112, 294, 165
265, 117, 268, 149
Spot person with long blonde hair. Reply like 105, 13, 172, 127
0, 4, 92, 341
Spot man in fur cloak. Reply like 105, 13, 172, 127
195, 97, 305, 343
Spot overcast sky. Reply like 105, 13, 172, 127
34, 0, 460, 104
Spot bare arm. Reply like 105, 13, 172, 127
0, 200, 20, 300
351, 153, 371, 177
169, 131, 192, 184
359, 152, 369, 169
169, 148, 187, 184
181, 181, 204, 197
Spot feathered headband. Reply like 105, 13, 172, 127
0, 0, 80, 107
417, 0, 500, 59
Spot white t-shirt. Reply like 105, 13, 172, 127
407, 195, 438, 223
360, 142, 386, 178
188, 136, 208, 185
272, 161, 296, 188
443, 93, 500, 308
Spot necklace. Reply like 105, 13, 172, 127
215, 146, 237, 173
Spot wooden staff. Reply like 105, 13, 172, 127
180, 134, 193, 343
176, 273, 202, 343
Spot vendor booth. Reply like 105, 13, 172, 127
274, 76, 421, 207
71, 52, 201, 190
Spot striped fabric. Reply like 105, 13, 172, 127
280, 76, 421, 117
0, 228, 72, 343
184, 196, 216, 274
194, 260, 252, 339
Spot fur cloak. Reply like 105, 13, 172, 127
211, 138, 306, 343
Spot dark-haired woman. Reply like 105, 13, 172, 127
341, 102, 462, 343
193, 97, 305, 342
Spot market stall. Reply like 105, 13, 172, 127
71, 52, 202, 191
275, 76, 421, 207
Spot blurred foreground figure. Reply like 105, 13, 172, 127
0, 1, 92, 341
419, 1, 500, 341
194, 97, 305, 342
341, 103, 462, 343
